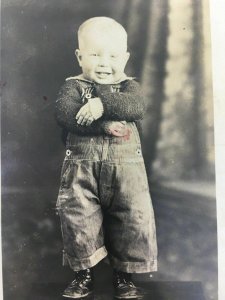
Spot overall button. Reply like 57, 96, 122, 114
136, 148, 142, 156
66, 149, 72, 156
85, 93, 92, 99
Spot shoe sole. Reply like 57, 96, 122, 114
62, 291, 93, 299
114, 296, 143, 299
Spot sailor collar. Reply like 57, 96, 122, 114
65, 74, 135, 84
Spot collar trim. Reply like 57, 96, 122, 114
65, 74, 135, 84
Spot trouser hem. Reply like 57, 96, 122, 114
109, 255, 158, 273
63, 246, 108, 271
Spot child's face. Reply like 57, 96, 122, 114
75, 31, 130, 84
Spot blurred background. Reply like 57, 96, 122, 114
1, 0, 217, 300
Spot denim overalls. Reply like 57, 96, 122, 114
56, 82, 157, 273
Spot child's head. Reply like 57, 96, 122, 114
75, 17, 130, 84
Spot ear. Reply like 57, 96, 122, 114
75, 49, 82, 67
125, 52, 130, 64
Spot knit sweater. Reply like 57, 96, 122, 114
55, 77, 145, 136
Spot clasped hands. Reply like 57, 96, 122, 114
75, 98, 129, 137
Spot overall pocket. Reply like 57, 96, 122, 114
60, 157, 73, 189
56, 158, 74, 210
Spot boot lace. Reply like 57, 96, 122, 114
70, 269, 91, 288
116, 272, 135, 288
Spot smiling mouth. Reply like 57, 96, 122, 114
96, 72, 112, 78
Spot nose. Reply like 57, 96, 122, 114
98, 55, 110, 67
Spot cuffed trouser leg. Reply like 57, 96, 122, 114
57, 161, 108, 271
101, 161, 158, 273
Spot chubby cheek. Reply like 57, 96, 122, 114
113, 63, 126, 75
116, 58, 128, 71
82, 64, 95, 76
81, 57, 97, 71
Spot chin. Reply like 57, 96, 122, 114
94, 78, 113, 84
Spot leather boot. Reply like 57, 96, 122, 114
113, 270, 144, 299
63, 268, 93, 299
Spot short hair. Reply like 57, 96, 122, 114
77, 17, 128, 49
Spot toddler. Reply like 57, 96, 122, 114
55, 17, 157, 299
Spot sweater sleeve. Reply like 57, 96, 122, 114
55, 80, 105, 135
94, 79, 145, 121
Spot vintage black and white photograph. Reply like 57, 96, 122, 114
1, 1, 218, 300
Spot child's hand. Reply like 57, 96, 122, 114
76, 103, 94, 126
76, 97, 103, 126
104, 121, 130, 137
